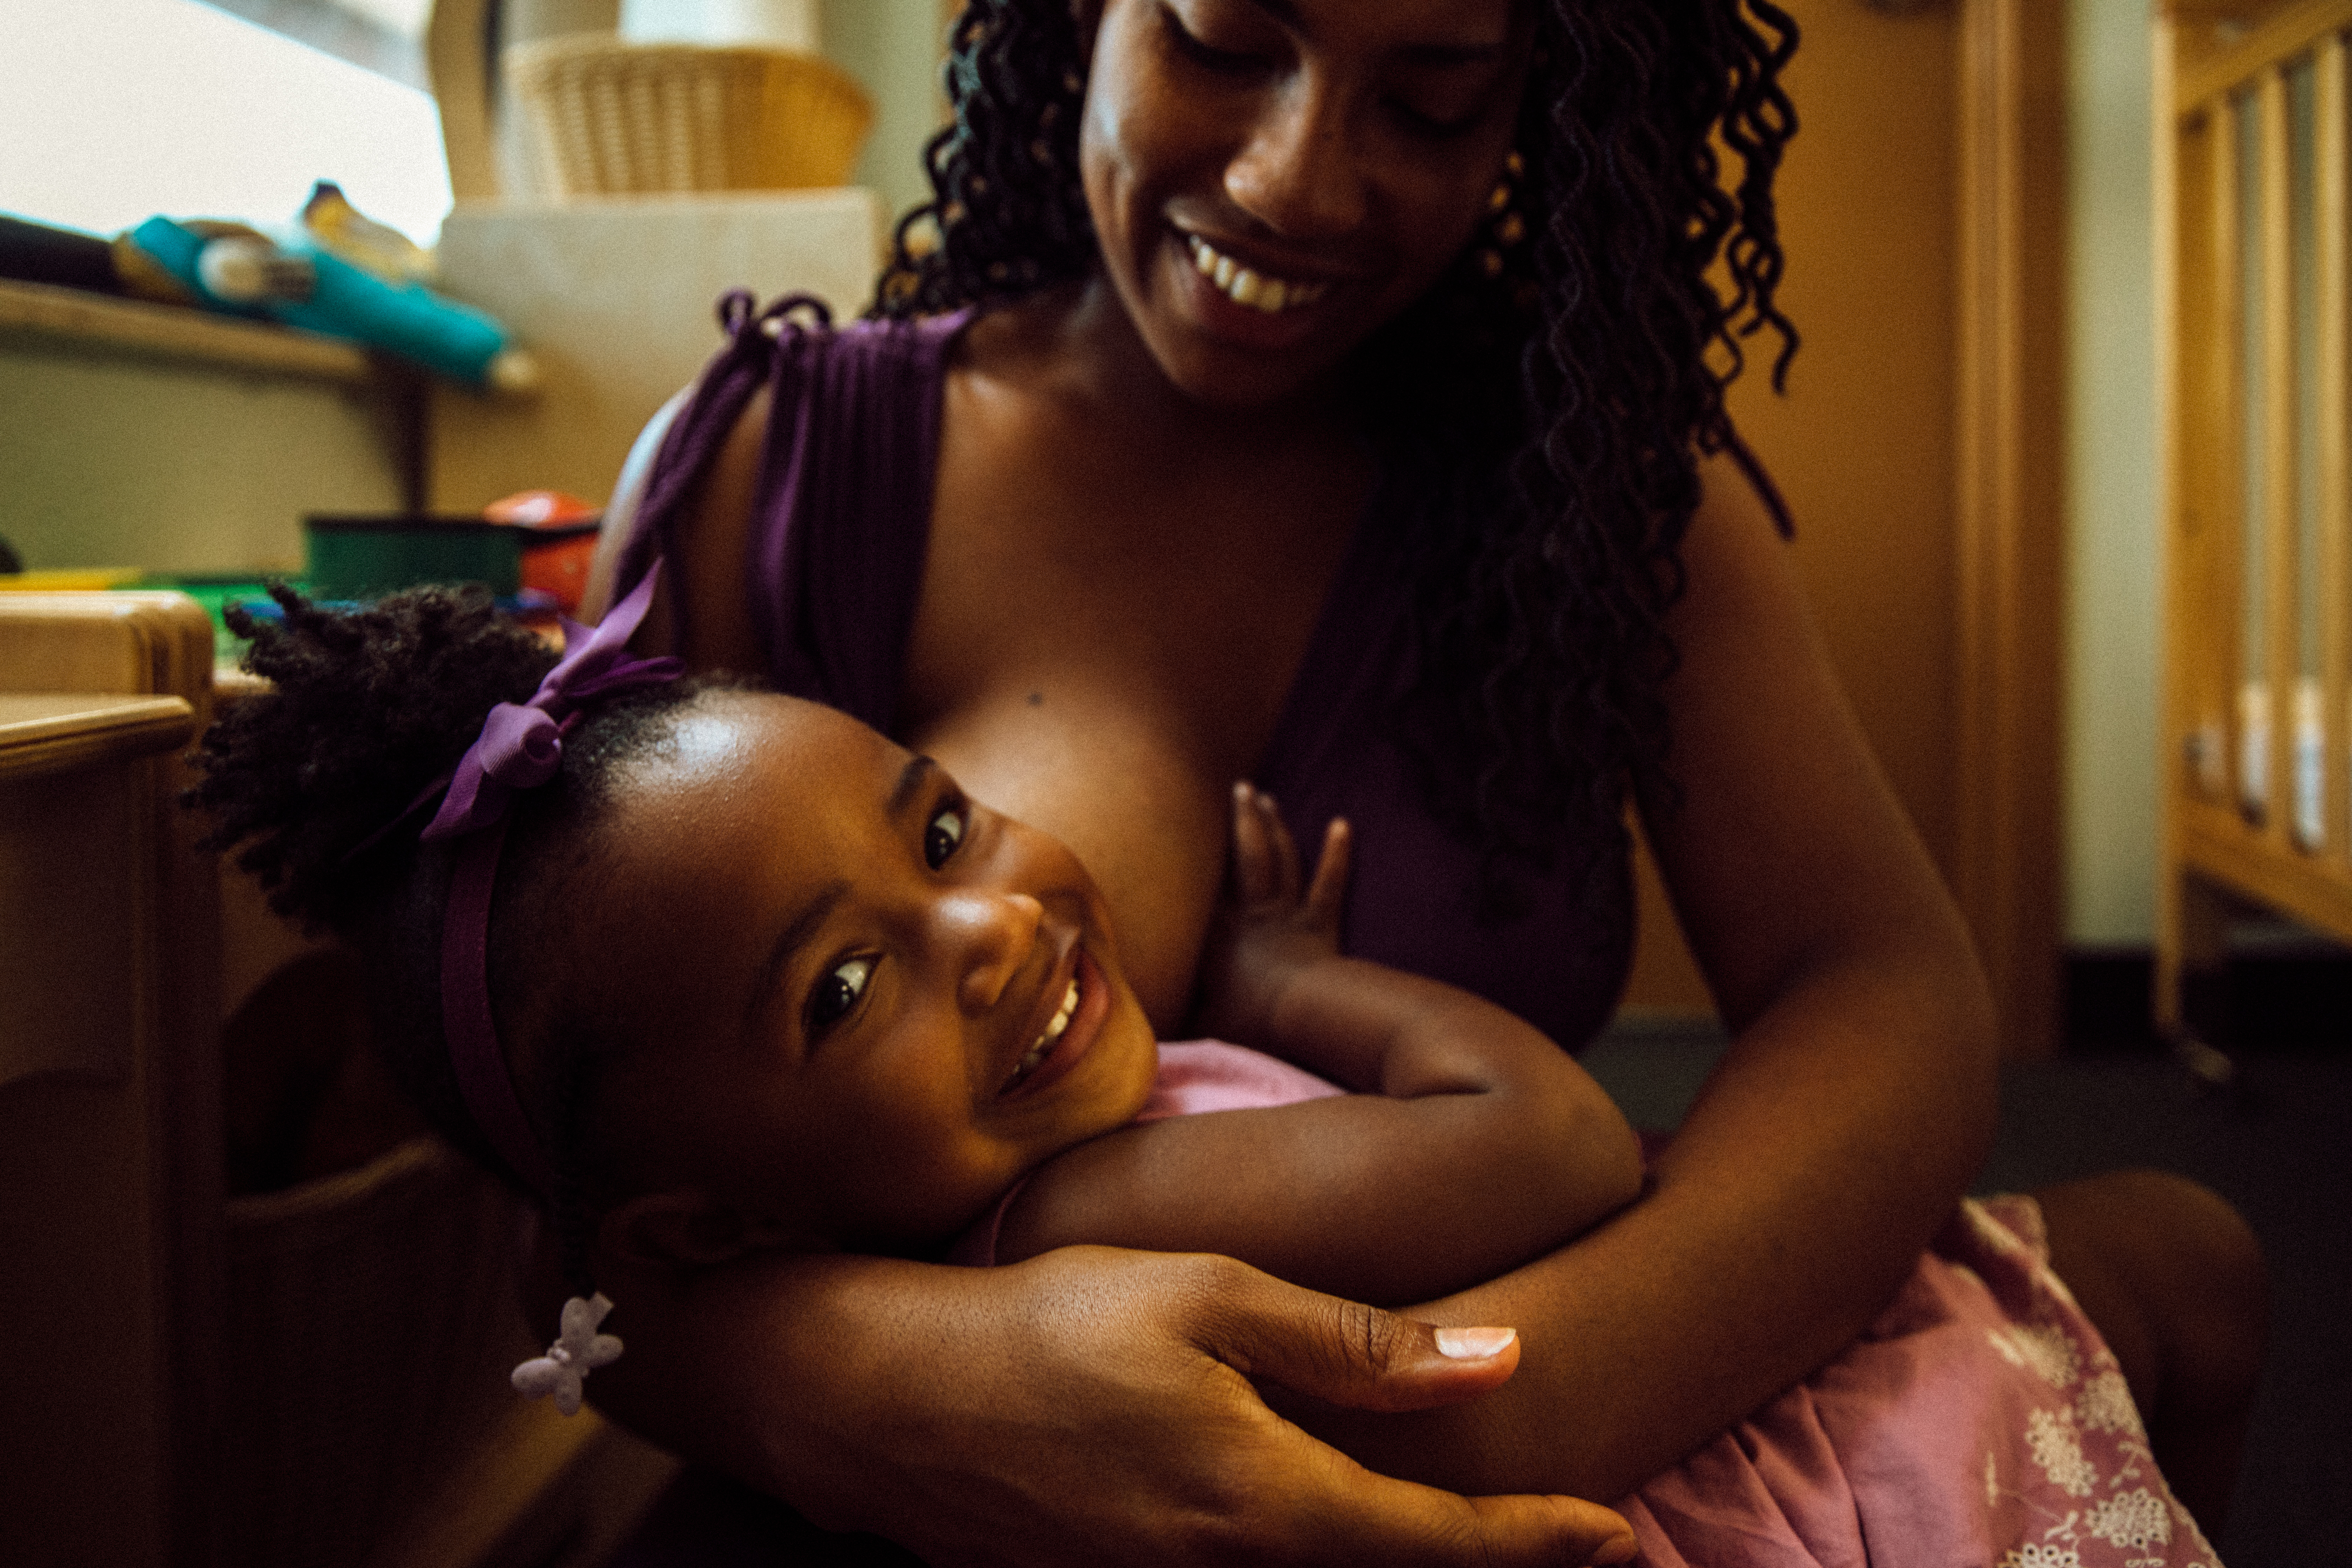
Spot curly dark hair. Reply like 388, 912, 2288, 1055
873, 0, 1799, 904
187, 585, 719, 1285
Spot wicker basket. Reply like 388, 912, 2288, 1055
504, 35, 874, 197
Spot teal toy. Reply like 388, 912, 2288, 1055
125, 215, 538, 393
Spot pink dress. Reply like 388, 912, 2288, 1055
957, 1042, 2225, 1568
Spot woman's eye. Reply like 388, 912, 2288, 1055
1161, 6, 1264, 73
808, 955, 874, 1035
924, 804, 968, 869
1388, 98, 1484, 139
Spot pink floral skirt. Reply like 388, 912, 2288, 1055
1621, 1195, 2220, 1568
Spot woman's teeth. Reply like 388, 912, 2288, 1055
1006, 975, 1081, 1091
1185, 234, 1329, 314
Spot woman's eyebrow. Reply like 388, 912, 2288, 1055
1238, 0, 1505, 61
748, 879, 850, 1042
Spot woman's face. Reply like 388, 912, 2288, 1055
589, 692, 1161, 1254
1079, 0, 1533, 407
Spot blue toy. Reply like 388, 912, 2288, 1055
125, 209, 538, 393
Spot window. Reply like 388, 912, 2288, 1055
2, 0, 451, 247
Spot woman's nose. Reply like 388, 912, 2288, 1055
943, 890, 1045, 1013
1224, 79, 1367, 239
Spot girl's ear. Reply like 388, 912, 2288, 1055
599, 1190, 827, 1270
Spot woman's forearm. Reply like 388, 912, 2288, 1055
576, 1245, 1640, 1567
1274, 939, 1996, 1500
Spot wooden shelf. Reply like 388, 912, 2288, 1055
0, 277, 374, 386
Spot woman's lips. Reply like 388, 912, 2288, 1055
1000, 947, 1112, 1100
1185, 233, 1332, 313
1167, 229, 1343, 350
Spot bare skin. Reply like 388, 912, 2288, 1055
575, 0, 2264, 1550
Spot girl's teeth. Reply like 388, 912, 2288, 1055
1008, 976, 1083, 1091
1185, 234, 1326, 315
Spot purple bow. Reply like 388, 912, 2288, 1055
421, 567, 681, 842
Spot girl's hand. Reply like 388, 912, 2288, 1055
1195, 782, 1351, 1043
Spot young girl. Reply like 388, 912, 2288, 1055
192, 572, 2225, 1568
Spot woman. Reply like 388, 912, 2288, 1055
582, 0, 2266, 1559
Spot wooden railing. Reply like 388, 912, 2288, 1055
2158, 0, 2352, 1029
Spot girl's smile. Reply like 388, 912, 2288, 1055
586, 692, 1161, 1256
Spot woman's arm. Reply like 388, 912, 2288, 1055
1274, 452, 2000, 1497
994, 785, 1644, 1303
583, 1244, 1637, 1567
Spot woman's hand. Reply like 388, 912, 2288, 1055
1194, 782, 1351, 1043
588, 1244, 1635, 1568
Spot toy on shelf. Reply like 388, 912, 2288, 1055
110, 183, 539, 394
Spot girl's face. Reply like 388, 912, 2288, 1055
1079, 0, 1533, 408
591, 692, 1160, 1255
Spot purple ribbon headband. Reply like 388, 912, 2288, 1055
420, 564, 681, 1199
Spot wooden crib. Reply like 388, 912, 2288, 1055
2158, 0, 2352, 1042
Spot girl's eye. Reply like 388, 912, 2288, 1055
808, 955, 874, 1035
925, 804, 968, 869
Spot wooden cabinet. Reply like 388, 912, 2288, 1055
0, 593, 675, 1568
0, 594, 223, 1568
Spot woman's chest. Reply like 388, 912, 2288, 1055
896, 391, 1371, 1025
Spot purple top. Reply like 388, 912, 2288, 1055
617, 293, 1634, 1051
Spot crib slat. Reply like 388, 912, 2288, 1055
2319, 36, 2350, 865
2207, 99, 2250, 813
2262, 66, 2300, 845
2180, 0, 2352, 119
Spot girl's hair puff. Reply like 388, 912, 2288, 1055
188, 586, 717, 1280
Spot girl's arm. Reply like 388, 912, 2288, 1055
992, 786, 1644, 1304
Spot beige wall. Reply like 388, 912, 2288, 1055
0, 341, 404, 576
2065, 0, 2162, 946
824, 0, 953, 235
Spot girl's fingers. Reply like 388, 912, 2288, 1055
1304, 817, 1352, 926
1230, 781, 1279, 904
1259, 788, 1303, 901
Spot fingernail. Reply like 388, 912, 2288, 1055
1592, 1533, 1640, 1566
1433, 1325, 1515, 1359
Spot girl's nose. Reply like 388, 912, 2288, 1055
944, 890, 1045, 1013
1224, 80, 1367, 240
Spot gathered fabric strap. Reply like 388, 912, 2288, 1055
607, 291, 835, 637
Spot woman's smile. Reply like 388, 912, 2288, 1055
1184, 233, 1335, 315
1166, 228, 1345, 351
